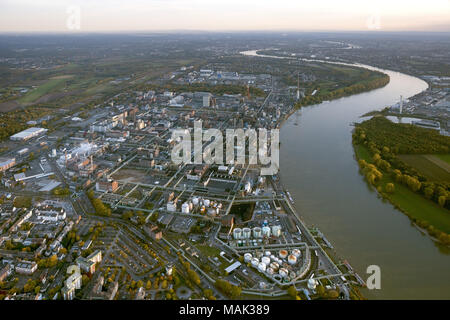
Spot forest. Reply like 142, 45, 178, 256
353, 116, 450, 244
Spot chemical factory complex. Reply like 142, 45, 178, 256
0, 65, 366, 301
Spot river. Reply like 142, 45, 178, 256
242, 49, 450, 299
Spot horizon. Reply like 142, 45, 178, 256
1, 0, 449, 33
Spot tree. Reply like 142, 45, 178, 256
316, 285, 325, 297
438, 196, 447, 207
287, 285, 297, 299
385, 183, 395, 193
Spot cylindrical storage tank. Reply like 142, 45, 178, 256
258, 262, 266, 273
204, 199, 210, 207
279, 250, 288, 259
242, 228, 251, 239
189, 202, 193, 210
217, 203, 223, 209
270, 255, 276, 261
207, 208, 217, 216
266, 267, 274, 275
279, 268, 288, 277
288, 255, 297, 265
252, 227, 262, 238
256, 251, 263, 259
262, 226, 271, 237
289, 272, 296, 280
269, 262, 279, 271
271, 225, 281, 237
251, 258, 259, 267
244, 253, 252, 263
192, 197, 199, 206
292, 249, 301, 258
261, 256, 271, 266
181, 202, 190, 214
233, 228, 242, 240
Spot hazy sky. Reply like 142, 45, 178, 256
0, 0, 449, 32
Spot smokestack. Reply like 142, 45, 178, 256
400, 95, 403, 114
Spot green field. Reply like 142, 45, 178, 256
435, 154, 450, 165
355, 145, 450, 234
398, 154, 450, 182
18, 76, 72, 104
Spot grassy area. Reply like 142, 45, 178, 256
18, 77, 72, 104
398, 154, 450, 182
355, 145, 450, 234
435, 154, 450, 165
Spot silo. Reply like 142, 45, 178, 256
181, 202, 190, 214
271, 225, 281, 237
242, 228, 251, 239
252, 227, 262, 238
233, 228, 242, 240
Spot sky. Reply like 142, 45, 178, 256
0, 0, 449, 33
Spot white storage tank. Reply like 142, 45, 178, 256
252, 227, 262, 238
244, 253, 252, 263
279, 250, 288, 259
192, 197, 199, 206
181, 202, 190, 214
269, 262, 279, 271
258, 262, 266, 273
271, 225, 282, 237
266, 267, 274, 275
251, 258, 259, 267
233, 228, 242, 240
292, 249, 301, 258
242, 228, 251, 239
265, 251, 271, 257
204, 199, 210, 207
262, 226, 271, 237
261, 256, 271, 266
279, 268, 288, 277
288, 255, 297, 265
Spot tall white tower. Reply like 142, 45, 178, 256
399, 95, 403, 114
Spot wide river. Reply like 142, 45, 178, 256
242, 50, 450, 299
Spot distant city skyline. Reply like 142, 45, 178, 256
0, 0, 449, 33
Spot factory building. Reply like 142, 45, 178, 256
0, 157, 15, 172
10, 127, 47, 141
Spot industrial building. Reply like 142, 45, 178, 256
10, 127, 47, 141
0, 157, 15, 172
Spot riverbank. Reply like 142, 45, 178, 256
352, 119, 450, 246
